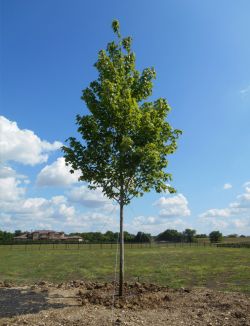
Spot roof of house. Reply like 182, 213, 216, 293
14, 234, 28, 239
32, 230, 63, 234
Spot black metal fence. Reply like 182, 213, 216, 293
0, 241, 218, 250
216, 242, 250, 248
1, 240, 249, 250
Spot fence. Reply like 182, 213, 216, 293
0, 241, 218, 251
216, 242, 250, 248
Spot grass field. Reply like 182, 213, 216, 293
0, 245, 249, 293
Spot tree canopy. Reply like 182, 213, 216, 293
62, 20, 182, 206
209, 231, 223, 243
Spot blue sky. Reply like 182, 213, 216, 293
1, 0, 250, 235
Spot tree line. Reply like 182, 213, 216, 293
1, 229, 246, 244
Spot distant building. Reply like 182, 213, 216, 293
14, 230, 83, 241
31, 230, 64, 240
13, 234, 29, 241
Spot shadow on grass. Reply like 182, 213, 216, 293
0, 288, 67, 318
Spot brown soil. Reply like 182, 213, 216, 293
0, 281, 249, 325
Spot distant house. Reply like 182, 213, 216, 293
13, 233, 29, 241
31, 230, 65, 240
14, 230, 83, 242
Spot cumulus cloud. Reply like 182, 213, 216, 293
66, 185, 118, 214
0, 176, 26, 202
153, 194, 191, 218
0, 116, 62, 165
129, 215, 189, 235
0, 166, 16, 178
199, 182, 250, 233
64, 211, 117, 232
0, 192, 117, 233
126, 193, 191, 234
200, 208, 231, 218
0, 165, 28, 202
0, 195, 75, 230
67, 185, 109, 207
223, 183, 232, 190
0, 164, 117, 232
36, 157, 81, 186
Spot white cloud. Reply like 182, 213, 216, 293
36, 157, 81, 186
67, 185, 117, 214
232, 219, 249, 229
206, 218, 229, 230
240, 84, 250, 95
0, 165, 28, 180
132, 216, 157, 227
0, 192, 118, 233
153, 194, 191, 218
129, 215, 189, 235
0, 166, 16, 178
0, 177, 26, 202
0, 116, 62, 165
0, 195, 76, 230
0, 165, 118, 232
50, 195, 67, 205
223, 183, 232, 190
63, 211, 117, 232
199, 182, 250, 233
0, 165, 28, 202
200, 208, 231, 218
200, 182, 250, 219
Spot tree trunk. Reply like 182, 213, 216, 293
119, 199, 124, 297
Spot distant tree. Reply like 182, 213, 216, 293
62, 20, 181, 296
239, 235, 246, 238
0, 230, 13, 242
195, 233, 207, 238
227, 234, 238, 238
124, 231, 135, 242
134, 231, 151, 243
14, 230, 22, 237
77, 232, 103, 243
182, 228, 196, 242
156, 229, 182, 242
70, 231, 135, 243
209, 231, 222, 243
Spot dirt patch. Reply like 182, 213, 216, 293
0, 281, 249, 325
78, 282, 174, 309
0, 288, 66, 318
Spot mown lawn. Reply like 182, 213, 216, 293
0, 245, 249, 293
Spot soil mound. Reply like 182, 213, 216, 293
78, 282, 173, 309
0, 281, 249, 325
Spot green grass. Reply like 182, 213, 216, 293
0, 245, 249, 293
